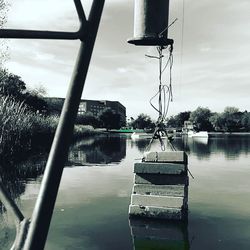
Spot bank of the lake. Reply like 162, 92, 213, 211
0, 95, 103, 162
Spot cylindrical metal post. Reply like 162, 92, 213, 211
128, 0, 173, 46
134, 0, 170, 39
23, 1, 105, 249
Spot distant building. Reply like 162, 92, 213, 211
44, 97, 126, 126
78, 99, 126, 126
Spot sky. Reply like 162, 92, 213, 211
3, 0, 250, 120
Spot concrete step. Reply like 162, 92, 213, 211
129, 205, 187, 220
133, 184, 187, 197
131, 194, 186, 208
134, 162, 187, 175
135, 174, 189, 185
143, 151, 188, 164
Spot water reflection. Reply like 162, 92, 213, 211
0, 155, 47, 203
0, 154, 47, 250
68, 135, 126, 165
129, 218, 189, 250
172, 134, 250, 160
131, 138, 150, 153
1, 134, 250, 249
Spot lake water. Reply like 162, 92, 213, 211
1, 134, 250, 249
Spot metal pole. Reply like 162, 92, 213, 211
23, 1, 105, 249
0, 29, 80, 40
0, 182, 24, 224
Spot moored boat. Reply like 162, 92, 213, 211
188, 130, 208, 138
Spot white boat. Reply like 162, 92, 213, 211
131, 132, 152, 139
188, 130, 208, 138
193, 137, 208, 144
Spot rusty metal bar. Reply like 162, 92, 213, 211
22, 0, 105, 249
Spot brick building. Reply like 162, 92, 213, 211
78, 99, 126, 126
44, 97, 126, 126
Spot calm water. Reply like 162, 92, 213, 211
1, 134, 250, 249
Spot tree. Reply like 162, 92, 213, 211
209, 113, 223, 131
220, 106, 242, 132
76, 112, 100, 128
98, 108, 121, 130
131, 113, 155, 130
0, 70, 48, 113
189, 107, 213, 131
0, 70, 26, 97
166, 111, 191, 128
23, 92, 48, 113
241, 112, 250, 131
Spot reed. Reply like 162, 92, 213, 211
0, 95, 104, 163
0, 95, 58, 159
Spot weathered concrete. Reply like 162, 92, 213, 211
133, 238, 187, 250
131, 194, 184, 208
143, 151, 188, 164
133, 184, 187, 197
129, 151, 189, 221
129, 217, 190, 249
134, 162, 187, 175
130, 224, 185, 240
135, 174, 189, 185
129, 205, 185, 220
129, 217, 188, 243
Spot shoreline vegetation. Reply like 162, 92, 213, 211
1, 93, 250, 165
1, 70, 250, 165
0, 95, 98, 163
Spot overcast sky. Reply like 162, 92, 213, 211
4, 0, 250, 120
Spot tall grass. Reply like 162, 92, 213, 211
0, 95, 58, 160
0, 95, 102, 163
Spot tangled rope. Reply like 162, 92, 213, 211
145, 44, 175, 151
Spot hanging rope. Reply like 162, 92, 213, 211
145, 44, 176, 152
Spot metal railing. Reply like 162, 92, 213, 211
0, 0, 105, 249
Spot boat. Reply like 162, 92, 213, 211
188, 130, 208, 138
131, 132, 153, 139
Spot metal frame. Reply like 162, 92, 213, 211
0, 0, 105, 249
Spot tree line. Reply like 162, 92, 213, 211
1, 69, 250, 133
166, 106, 250, 132
127, 107, 250, 133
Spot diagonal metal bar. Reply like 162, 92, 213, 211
0, 181, 24, 224
22, 0, 105, 249
74, 0, 87, 25
0, 181, 29, 250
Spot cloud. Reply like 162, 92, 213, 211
4, 0, 250, 118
